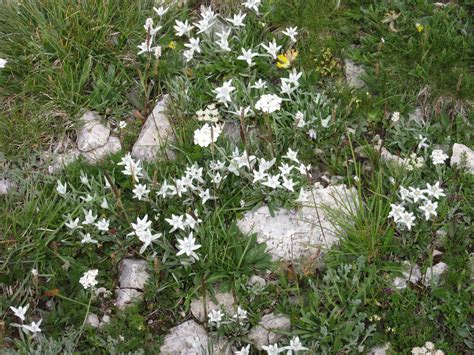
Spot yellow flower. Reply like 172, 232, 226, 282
276, 49, 298, 69
415, 23, 424, 33
168, 41, 177, 49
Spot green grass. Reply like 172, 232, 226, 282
1, 0, 473, 353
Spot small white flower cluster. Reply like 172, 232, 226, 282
411, 341, 444, 355
388, 182, 445, 230
207, 305, 248, 328
430, 149, 449, 165
79, 269, 99, 290
255, 94, 283, 114
404, 152, 425, 171
196, 104, 220, 122
0, 58, 7, 69
193, 123, 223, 147
391, 111, 400, 124
10, 304, 43, 336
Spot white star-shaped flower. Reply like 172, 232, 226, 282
237, 47, 259, 66
213, 80, 235, 106
176, 232, 201, 260
261, 39, 282, 59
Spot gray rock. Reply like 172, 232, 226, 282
190, 292, 235, 323
248, 313, 291, 350
77, 111, 110, 152
0, 179, 13, 195
237, 185, 357, 261
115, 288, 143, 309
132, 95, 176, 162
82, 136, 121, 163
86, 313, 100, 328
160, 320, 231, 355
451, 143, 474, 174
393, 262, 421, 289
248, 275, 266, 288
423, 262, 448, 287
408, 107, 424, 125
118, 259, 149, 290
344, 59, 366, 89
222, 121, 259, 145
47, 149, 81, 173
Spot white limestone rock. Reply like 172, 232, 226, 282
237, 184, 357, 261
190, 292, 235, 323
132, 95, 176, 162
423, 262, 448, 287
393, 262, 421, 290
160, 320, 231, 355
248, 275, 266, 288
248, 313, 291, 350
82, 136, 121, 163
86, 313, 100, 328
115, 288, 143, 309
451, 143, 474, 174
118, 259, 149, 290
76, 111, 110, 152
344, 59, 366, 89
47, 149, 81, 173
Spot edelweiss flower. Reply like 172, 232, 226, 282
174, 19, 194, 37
138, 229, 161, 254
79, 269, 99, 290
56, 180, 67, 195
243, 0, 262, 13
286, 336, 308, 354
213, 80, 235, 106
81, 233, 98, 244
419, 200, 438, 221
184, 37, 201, 54
166, 214, 186, 232
388, 203, 405, 222
22, 319, 42, 334
399, 211, 416, 230
425, 182, 445, 200
95, 218, 109, 232
283, 148, 299, 163
391, 111, 400, 123
255, 94, 282, 113
193, 123, 223, 147
409, 187, 427, 203
208, 309, 224, 327
237, 47, 259, 66
176, 232, 201, 260
129, 215, 152, 236
118, 153, 143, 182
235, 345, 251, 355
261, 39, 282, 59
0, 58, 7, 69
262, 174, 281, 189
216, 29, 232, 52
232, 306, 248, 323
10, 304, 29, 321
282, 176, 295, 192
262, 343, 284, 355
153, 5, 169, 17
133, 183, 150, 200
251, 78, 267, 89
226, 11, 246, 27
65, 217, 81, 230
83, 209, 97, 225
282, 26, 298, 42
